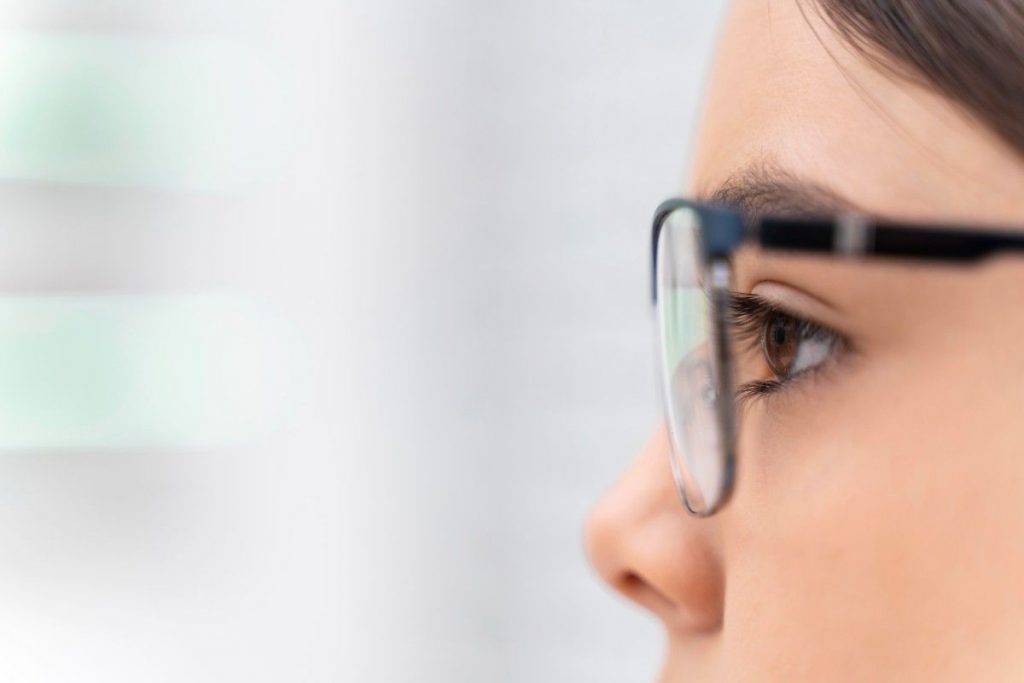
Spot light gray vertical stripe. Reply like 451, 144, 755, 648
835, 213, 873, 256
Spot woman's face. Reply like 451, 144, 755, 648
586, 1, 1024, 680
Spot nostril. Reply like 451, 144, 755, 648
617, 570, 677, 618
621, 572, 643, 593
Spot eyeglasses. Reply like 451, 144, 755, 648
652, 198, 1024, 516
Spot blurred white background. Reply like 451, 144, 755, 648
0, 0, 726, 680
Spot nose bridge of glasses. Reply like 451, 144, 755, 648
651, 201, 746, 304
696, 204, 746, 260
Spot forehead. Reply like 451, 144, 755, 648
689, 0, 1024, 223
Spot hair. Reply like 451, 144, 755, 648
811, 0, 1024, 157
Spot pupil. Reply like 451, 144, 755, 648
770, 322, 788, 347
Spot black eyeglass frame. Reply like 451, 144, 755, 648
651, 197, 1024, 516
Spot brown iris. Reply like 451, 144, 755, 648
761, 313, 799, 377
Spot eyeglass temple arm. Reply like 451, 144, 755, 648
758, 216, 1024, 262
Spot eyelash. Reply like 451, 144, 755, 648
728, 292, 845, 404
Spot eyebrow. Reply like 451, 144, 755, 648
698, 159, 858, 221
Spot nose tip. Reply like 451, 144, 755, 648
584, 490, 684, 621
584, 425, 725, 634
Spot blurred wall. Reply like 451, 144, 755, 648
0, 0, 726, 681
359, 1, 728, 680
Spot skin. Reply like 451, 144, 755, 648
584, 1, 1024, 680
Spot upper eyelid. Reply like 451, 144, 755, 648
746, 279, 850, 332
729, 291, 814, 324
729, 291, 840, 333
731, 292, 783, 316
728, 292, 844, 353
729, 292, 818, 334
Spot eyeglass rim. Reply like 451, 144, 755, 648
653, 202, 738, 516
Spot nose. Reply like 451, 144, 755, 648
584, 424, 725, 633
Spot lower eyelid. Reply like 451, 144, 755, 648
736, 341, 847, 409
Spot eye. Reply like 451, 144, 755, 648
760, 310, 836, 380
730, 292, 844, 397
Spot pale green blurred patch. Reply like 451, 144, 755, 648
0, 293, 296, 449
0, 34, 279, 190
662, 287, 707, 369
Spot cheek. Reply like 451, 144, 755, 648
723, 324, 1024, 676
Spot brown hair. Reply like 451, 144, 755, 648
812, 0, 1024, 156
